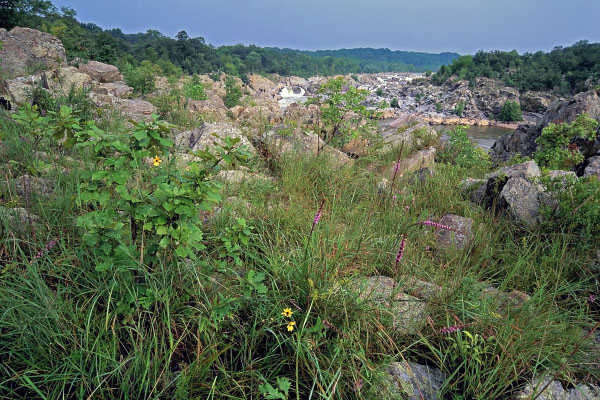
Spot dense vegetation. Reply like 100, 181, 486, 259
0, 0, 454, 78
432, 41, 600, 95
1, 72, 599, 398
276, 47, 460, 73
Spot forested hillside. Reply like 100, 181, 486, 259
296, 48, 460, 72
432, 42, 600, 95
0, 0, 452, 77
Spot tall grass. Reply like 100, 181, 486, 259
1, 108, 598, 399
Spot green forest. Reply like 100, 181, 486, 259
0, 0, 457, 78
432, 42, 600, 94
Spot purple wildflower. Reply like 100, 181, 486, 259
312, 200, 325, 229
31, 238, 59, 264
395, 235, 406, 267
421, 220, 456, 232
589, 294, 597, 304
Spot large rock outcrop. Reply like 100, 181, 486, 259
0, 27, 66, 80
262, 127, 352, 168
492, 90, 600, 161
175, 122, 256, 155
78, 61, 123, 83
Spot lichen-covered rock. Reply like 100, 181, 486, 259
13, 175, 54, 197
380, 121, 439, 153
0, 207, 39, 227
78, 61, 122, 83
487, 160, 541, 181
498, 177, 542, 227
351, 276, 427, 334
89, 94, 157, 121
516, 376, 600, 400
215, 169, 274, 185
386, 361, 446, 400
93, 82, 133, 98
0, 27, 66, 80
175, 122, 256, 155
385, 147, 436, 178
436, 214, 474, 250
584, 156, 600, 179
481, 287, 530, 314
263, 128, 352, 168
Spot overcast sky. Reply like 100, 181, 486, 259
51, 0, 600, 55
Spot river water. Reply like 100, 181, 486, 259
432, 125, 514, 149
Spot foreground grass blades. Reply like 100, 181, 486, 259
1, 106, 599, 399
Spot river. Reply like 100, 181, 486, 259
432, 124, 514, 149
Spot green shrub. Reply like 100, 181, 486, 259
184, 75, 208, 101
541, 175, 600, 240
454, 100, 466, 117
533, 113, 598, 169
435, 102, 443, 112
498, 100, 523, 121
439, 126, 491, 173
376, 87, 384, 97
390, 97, 399, 108
223, 76, 242, 108
123, 60, 162, 95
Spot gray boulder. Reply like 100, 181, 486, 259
386, 361, 446, 400
584, 156, 600, 179
13, 175, 54, 197
175, 122, 256, 155
516, 376, 600, 400
498, 177, 543, 228
351, 276, 427, 334
436, 214, 474, 250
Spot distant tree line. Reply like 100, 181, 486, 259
0, 0, 454, 78
432, 42, 600, 95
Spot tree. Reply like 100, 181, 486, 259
307, 77, 376, 149
498, 100, 523, 121
223, 76, 242, 108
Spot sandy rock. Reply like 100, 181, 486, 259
215, 169, 274, 185
0, 27, 66, 80
482, 287, 530, 314
90, 94, 157, 121
78, 61, 122, 83
487, 160, 541, 181
93, 82, 133, 98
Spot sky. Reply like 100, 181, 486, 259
51, 0, 600, 55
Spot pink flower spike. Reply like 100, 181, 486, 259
421, 220, 456, 232
312, 200, 325, 229
395, 235, 407, 268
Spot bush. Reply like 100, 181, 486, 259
184, 75, 208, 101
223, 76, 242, 108
435, 102, 443, 112
498, 100, 523, 121
123, 60, 162, 95
454, 100, 466, 117
376, 87, 384, 97
438, 126, 491, 173
541, 175, 600, 240
390, 98, 399, 108
533, 113, 598, 170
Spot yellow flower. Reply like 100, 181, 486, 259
282, 308, 293, 318
153, 156, 162, 166
287, 321, 296, 332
